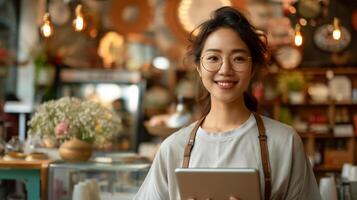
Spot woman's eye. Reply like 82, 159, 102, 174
206, 56, 220, 62
233, 56, 247, 63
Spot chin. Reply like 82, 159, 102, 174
212, 93, 244, 104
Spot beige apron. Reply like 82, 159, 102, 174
182, 112, 272, 200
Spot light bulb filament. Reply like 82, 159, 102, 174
73, 4, 85, 32
332, 17, 341, 40
294, 24, 303, 46
40, 13, 53, 38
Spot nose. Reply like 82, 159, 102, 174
218, 57, 234, 75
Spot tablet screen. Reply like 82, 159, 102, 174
175, 168, 261, 200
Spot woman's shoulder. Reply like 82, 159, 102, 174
159, 122, 197, 151
259, 115, 304, 152
259, 115, 298, 139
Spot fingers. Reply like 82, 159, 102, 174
186, 196, 239, 200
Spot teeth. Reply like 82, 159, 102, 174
217, 81, 235, 88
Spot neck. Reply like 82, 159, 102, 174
202, 98, 251, 133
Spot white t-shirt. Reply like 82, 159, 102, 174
135, 114, 321, 200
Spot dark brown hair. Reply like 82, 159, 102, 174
188, 6, 267, 117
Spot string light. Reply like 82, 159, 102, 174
294, 24, 303, 47
73, 4, 85, 32
40, 13, 54, 38
332, 17, 341, 40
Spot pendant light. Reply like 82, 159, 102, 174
332, 0, 341, 40
40, 0, 54, 38
294, 23, 303, 46
73, 4, 85, 32
332, 17, 341, 40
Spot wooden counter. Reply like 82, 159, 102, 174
0, 159, 52, 200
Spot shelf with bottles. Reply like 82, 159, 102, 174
310, 138, 355, 172
313, 165, 342, 172
256, 67, 357, 174
298, 132, 355, 139
256, 66, 357, 108
261, 67, 357, 76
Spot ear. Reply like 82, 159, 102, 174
250, 65, 257, 78
196, 65, 202, 77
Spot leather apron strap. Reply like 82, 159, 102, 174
253, 112, 272, 200
182, 117, 205, 168
181, 113, 272, 200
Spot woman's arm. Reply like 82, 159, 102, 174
284, 133, 322, 200
134, 146, 170, 200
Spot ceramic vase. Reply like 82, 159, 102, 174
59, 138, 92, 162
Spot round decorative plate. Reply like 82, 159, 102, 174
266, 17, 294, 47
246, 2, 274, 30
313, 24, 351, 53
109, 0, 153, 35
274, 46, 302, 69
49, 0, 70, 25
297, 0, 322, 19
164, 0, 245, 45
329, 76, 352, 102
98, 31, 125, 68
352, 9, 357, 31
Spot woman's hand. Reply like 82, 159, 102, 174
186, 196, 240, 200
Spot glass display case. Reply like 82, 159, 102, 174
0, 0, 19, 96
57, 69, 146, 151
48, 160, 150, 200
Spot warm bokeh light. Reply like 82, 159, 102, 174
40, 13, 53, 38
332, 17, 341, 40
73, 4, 85, 32
152, 57, 170, 70
294, 24, 303, 46
299, 18, 307, 26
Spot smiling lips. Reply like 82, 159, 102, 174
215, 81, 238, 89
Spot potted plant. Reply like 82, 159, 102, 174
28, 97, 123, 162
277, 71, 306, 104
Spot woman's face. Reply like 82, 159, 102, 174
197, 28, 253, 104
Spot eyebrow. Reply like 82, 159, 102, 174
204, 49, 250, 54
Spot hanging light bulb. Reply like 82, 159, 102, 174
294, 24, 303, 47
73, 4, 85, 32
40, 13, 54, 38
332, 17, 341, 40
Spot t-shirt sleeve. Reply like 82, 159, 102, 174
285, 132, 322, 200
134, 145, 170, 200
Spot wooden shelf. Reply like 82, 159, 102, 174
263, 67, 357, 76
258, 67, 357, 173
298, 132, 354, 139
259, 100, 357, 107
314, 165, 341, 172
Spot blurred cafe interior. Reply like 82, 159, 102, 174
0, 0, 357, 199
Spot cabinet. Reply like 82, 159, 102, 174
0, 159, 51, 200
257, 67, 357, 173
48, 161, 150, 200
57, 69, 146, 151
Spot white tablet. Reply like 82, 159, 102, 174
175, 168, 261, 200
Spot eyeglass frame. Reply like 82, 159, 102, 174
200, 53, 252, 72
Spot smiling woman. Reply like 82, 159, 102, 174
196, 28, 253, 107
135, 6, 321, 200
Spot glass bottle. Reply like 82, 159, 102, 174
0, 121, 6, 156
5, 136, 23, 152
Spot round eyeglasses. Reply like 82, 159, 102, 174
200, 52, 252, 72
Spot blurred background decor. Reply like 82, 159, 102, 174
277, 71, 307, 104
27, 97, 123, 161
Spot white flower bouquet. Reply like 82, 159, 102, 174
28, 97, 122, 147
